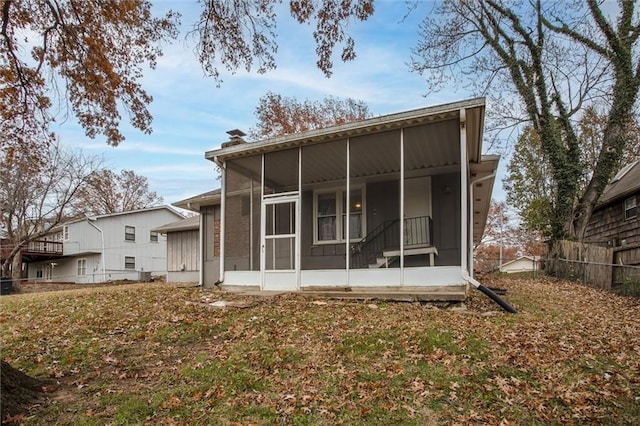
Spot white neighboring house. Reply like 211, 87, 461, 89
499, 256, 542, 274
27, 206, 184, 284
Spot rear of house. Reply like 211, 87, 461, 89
198, 98, 498, 297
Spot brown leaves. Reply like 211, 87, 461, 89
1, 278, 640, 424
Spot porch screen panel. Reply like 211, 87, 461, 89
301, 139, 347, 270
404, 120, 461, 267
264, 149, 298, 194
349, 130, 401, 269
224, 156, 262, 271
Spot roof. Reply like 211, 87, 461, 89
499, 256, 540, 269
153, 216, 200, 233
60, 205, 185, 226
206, 97, 486, 165
597, 159, 640, 208
172, 189, 221, 212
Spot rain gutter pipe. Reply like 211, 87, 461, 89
462, 271, 517, 313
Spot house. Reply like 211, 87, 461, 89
585, 159, 639, 248
499, 256, 541, 274
25, 206, 184, 284
190, 98, 498, 299
584, 159, 640, 281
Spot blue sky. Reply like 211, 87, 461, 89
57, 1, 504, 205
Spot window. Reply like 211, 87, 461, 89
314, 187, 365, 244
316, 192, 337, 242
36, 268, 43, 278
625, 196, 637, 220
63, 225, 69, 241
125, 226, 135, 241
77, 259, 86, 276
124, 256, 135, 269
150, 231, 158, 242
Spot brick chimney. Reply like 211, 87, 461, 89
221, 129, 247, 148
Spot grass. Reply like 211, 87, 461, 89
1, 277, 639, 425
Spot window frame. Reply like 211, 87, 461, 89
125, 225, 136, 242
124, 256, 136, 270
313, 186, 366, 245
150, 230, 159, 242
624, 196, 637, 220
63, 225, 69, 241
77, 258, 87, 276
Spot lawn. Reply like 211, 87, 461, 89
1, 276, 639, 425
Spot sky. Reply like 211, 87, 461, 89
56, 1, 505, 206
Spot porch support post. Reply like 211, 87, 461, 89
297, 146, 302, 289
400, 127, 405, 282
198, 212, 204, 285
249, 177, 254, 270
460, 109, 469, 275
219, 161, 227, 283
345, 137, 350, 287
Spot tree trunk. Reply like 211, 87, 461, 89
0, 360, 57, 422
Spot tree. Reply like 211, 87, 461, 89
505, 108, 640, 237
504, 127, 557, 237
0, 141, 100, 277
473, 199, 546, 273
410, 0, 640, 243
69, 169, 163, 216
2, 0, 374, 150
249, 92, 371, 140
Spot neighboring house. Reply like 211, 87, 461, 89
499, 256, 542, 274
186, 98, 498, 299
25, 206, 184, 284
584, 159, 640, 280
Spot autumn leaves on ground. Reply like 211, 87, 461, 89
1, 277, 639, 425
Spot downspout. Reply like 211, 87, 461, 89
464, 171, 517, 313
86, 218, 106, 283
469, 170, 497, 278
462, 270, 517, 313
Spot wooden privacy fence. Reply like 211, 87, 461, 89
547, 241, 640, 297
547, 240, 613, 290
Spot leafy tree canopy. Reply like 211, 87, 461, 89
1, 0, 374, 149
249, 91, 371, 140
69, 169, 163, 216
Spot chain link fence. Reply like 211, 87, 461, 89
475, 254, 640, 298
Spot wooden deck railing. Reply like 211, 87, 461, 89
22, 240, 63, 255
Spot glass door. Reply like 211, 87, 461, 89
262, 194, 298, 290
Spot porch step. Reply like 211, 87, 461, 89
301, 285, 467, 302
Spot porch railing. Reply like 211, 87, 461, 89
350, 216, 432, 269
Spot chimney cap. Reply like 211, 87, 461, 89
226, 129, 246, 137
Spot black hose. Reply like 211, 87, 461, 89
477, 285, 518, 313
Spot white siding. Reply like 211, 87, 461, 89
39, 207, 183, 283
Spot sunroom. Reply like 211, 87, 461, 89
206, 98, 498, 296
